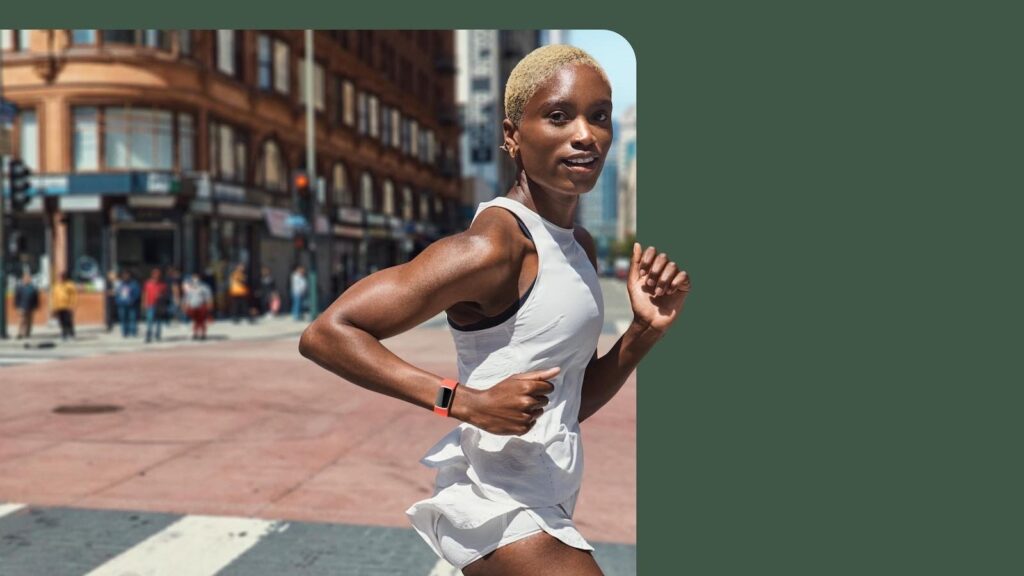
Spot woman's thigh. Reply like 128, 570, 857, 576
461, 532, 603, 576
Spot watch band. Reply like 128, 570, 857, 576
433, 378, 459, 417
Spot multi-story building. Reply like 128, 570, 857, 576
456, 30, 539, 213
616, 105, 637, 241
1, 29, 460, 310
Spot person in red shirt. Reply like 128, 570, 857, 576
143, 268, 168, 343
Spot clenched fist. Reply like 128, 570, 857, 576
452, 366, 559, 435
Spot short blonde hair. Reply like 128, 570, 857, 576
504, 44, 610, 127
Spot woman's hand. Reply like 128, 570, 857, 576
451, 367, 559, 435
627, 243, 691, 334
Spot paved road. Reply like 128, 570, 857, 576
0, 503, 636, 576
0, 276, 637, 574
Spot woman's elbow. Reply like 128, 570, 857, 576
299, 319, 331, 361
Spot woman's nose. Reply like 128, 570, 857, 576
571, 118, 596, 147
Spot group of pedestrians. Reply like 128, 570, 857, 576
12, 264, 312, 343
106, 267, 215, 342
14, 272, 79, 341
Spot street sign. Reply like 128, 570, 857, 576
0, 99, 18, 123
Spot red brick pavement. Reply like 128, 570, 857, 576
0, 327, 636, 543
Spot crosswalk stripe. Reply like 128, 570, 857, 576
427, 558, 462, 576
85, 515, 285, 576
0, 502, 26, 518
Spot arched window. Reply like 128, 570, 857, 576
382, 179, 395, 215
332, 163, 351, 206
361, 172, 375, 212
255, 140, 286, 192
401, 186, 413, 220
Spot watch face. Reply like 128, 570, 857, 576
435, 386, 454, 409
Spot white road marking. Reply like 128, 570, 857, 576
85, 515, 284, 576
428, 558, 462, 576
0, 502, 26, 518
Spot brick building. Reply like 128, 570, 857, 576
1, 29, 461, 311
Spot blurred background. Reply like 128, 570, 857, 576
0, 29, 638, 576
1, 29, 636, 323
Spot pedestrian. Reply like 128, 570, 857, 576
104, 269, 119, 333
115, 270, 141, 338
300, 45, 692, 575
259, 266, 278, 318
143, 268, 168, 343
165, 267, 186, 325
183, 273, 212, 341
14, 272, 39, 339
290, 265, 308, 321
50, 272, 78, 341
229, 264, 252, 324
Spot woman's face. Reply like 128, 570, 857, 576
506, 63, 613, 197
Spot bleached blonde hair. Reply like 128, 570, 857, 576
504, 44, 610, 127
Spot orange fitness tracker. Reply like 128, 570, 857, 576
433, 378, 459, 417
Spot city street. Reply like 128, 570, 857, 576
0, 278, 637, 575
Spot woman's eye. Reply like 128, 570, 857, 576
593, 111, 610, 122
549, 111, 569, 123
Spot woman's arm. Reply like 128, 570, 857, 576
573, 228, 687, 423
299, 209, 547, 428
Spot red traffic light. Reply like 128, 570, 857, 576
294, 173, 310, 191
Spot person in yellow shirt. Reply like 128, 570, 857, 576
229, 264, 252, 324
51, 272, 78, 341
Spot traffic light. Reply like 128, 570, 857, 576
8, 158, 32, 212
294, 171, 312, 219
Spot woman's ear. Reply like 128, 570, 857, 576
501, 118, 519, 160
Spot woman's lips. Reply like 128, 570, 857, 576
561, 156, 600, 173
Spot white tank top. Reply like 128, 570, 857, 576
421, 195, 605, 509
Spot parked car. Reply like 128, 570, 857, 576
614, 257, 630, 280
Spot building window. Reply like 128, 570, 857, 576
73, 107, 193, 173
71, 30, 96, 45
391, 109, 400, 149
471, 76, 490, 92
18, 110, 38, 171
1, 30, 31, 51
208, 119, 248, 183
215, 30, 242, 78
274, 39, 290, 94
257, 35, 272, 89
332, 163, 351, 206
342, 80, 355, 127
419, 191, 430, 221
380, 105, 391, 147
400, 116, 410, 155
410, 120, 419, 158
426, 130, 436, 165
401, 186, 413, 220
360, 173, 375, 212
357, 92, 368, 135
100, 30, 170, 50
299, 60, 326, 112
72, 107, 99, 171
105, 108, 174, 170
434, 196, 443, 219
178, 113, 194, 172
382, 180, 395, 215
368, 95, 379, 139
179, 31, 191, 56
256, 140, 287, 192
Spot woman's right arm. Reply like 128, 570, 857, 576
299, 220, 556, 434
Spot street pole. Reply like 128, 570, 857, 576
0, 48, 8, 339
305, 29, 319, 316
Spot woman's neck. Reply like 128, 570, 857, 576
507, 174, 577, 229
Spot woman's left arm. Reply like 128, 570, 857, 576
577, 235, 691, 423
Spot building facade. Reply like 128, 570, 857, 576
1, 29, 461, 312
616, 105, 637, 241
456, 30, 540, 214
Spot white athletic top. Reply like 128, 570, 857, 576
407, 196, 604, 549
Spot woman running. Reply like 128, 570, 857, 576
300, 44, 690, 575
